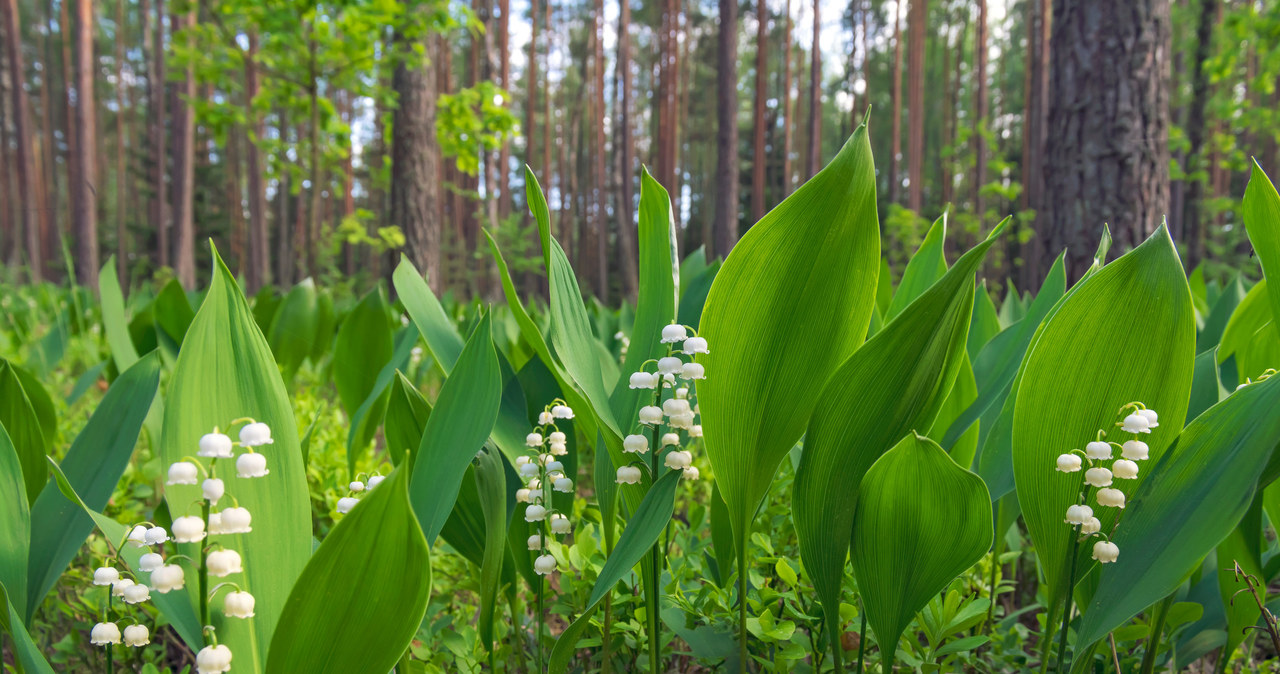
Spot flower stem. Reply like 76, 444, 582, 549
199, 500, 211, 630
738, 539, 748, 674
648, 418, 663, 674
1138, 593, 1174, 674
856, 607, 868, 674
1055, 526, 1083, 673
535, 576, 545, 672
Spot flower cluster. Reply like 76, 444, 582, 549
617, 322, 706, 487
1055, 404, 1158, 564
518, 401, 577, 577
91, 419, 273, 673
335, 473, 388, 514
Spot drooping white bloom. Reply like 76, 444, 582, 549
552, 405, 574, 419
516, 455, 532, 466
663, 398, 692, 417
1092, 540, 1119, 563
172, 516, 207, 543
127, 524, 149, 548
553, 477, 574, 493
1121, 440, 1149, 461
1084, 467, 1113, 488
550, 513, 571, 534
668, 412, 696, 430
549, 431, 567, 444
525, 504, 548, 522
661, 323, 688, 344
336, 497, 359, 514
528, 478, 542, 490
527, 534, 545, 550
1096, 488, 1126, 508
623, 434, 650, 454
138, 553, 164, 572
236, 453, 269, 479
520, 462, 540, 478
534, 554, 558, 575
1085, 441, 1112, 460
545, 460, 564, 473
662, 433, 681, 447
1120, 413, 1151, 434
629, 371, 659, 389
537, 411, 554, 426
122, 582, 151, 604
91, 622, 122, 646
549, 442, 568, 456
144, 526, 170, 546
664, 450, 693, 470
208, 512, 224, 535
239, 422, 274, 447
206, 549, 243, 577
639, 406, 664, 425
112, 578, 135, 597
218, 507, 252, 534
198, 432, 234, 458
367, 475, 385, 489
1064, 504, 1094, 525
516, 488, 532, 503
1081, 517, 1102, 535
202, 478, 226, 505
1112, 459, 1139, 479
196, 643, 233, 674
349, 480, 366, 493
663, 373, 677, 387
681, 362, 706, 380
616, 466, 643, 484
1138, 408, 1159, 428
657, 357, 683, 375
167, 461, 199, 485
682, 466, 701, 480
150, 565, 185, 594
93, 566, 120, 586
526, 432, 544, 448
689, 425, 703, 438
122, 624, 150, 647
683, 336, 709, 355
1055, 454, 1083, 473
224, 591, 256, 618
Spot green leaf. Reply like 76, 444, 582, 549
384, 371, 432, 466
0, 360, 51, 505
934, 634, 990, 657
851, 434, 992, 665
1013, 226, 1195, 604
265, 466, 431, 674
677, 260, 720, 330
1244, 161, 1280, 330
1, 585, 55, 674
26, 353, 160, 619
161, 245, 312, 669
0, 423, 30, 621
266, 278, 319, 380
410, 313, 502, 545
474, 446, 508, 653
153, 278, 196, 346
393, 256, 465, 375
968, 281, 1003, 359
929, 351, 979, 470
795, 222, 1003, 650
1197, 276, 1245, 353
885, 212, 948, 321
100, 256, 141, 371
1218, 279, 1280, 383
709, 480, 735, 587
1215, 496, 1263, 660
548, 470, 683, 673
334, 289, 395, 474
700, 126, 881, 554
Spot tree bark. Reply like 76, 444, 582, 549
1179, 0, 1218, 272
973, 0, 988, 217
1, 0, 40, 280
391, 31, 443, 294
616, 0, 638, 302
72, 0, 98, 289
906, 0, 926, 212
713, 0, 739, 259
0, 41, 11, 265
171, 8, 195, 288
148, 0, 168, 271
751, 0, 768, 222
497, 0, 510, 220
781, 0, 793, 198
114, 0, 127, 288
887, 0, 902, 206
592, 0, 608, 299
805, 0, 820, 178
244, 33, 268, 291
1044, 0, 1170, 282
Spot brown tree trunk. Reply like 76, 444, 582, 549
148, 0, 168, 271
36, 0, 56, 275
497, 0, 510, 220
276, 113, 293, 285
713, 0, 739, 258
805, 0, 821, 178
114, 0, 127, 288
1044, 0, 1170, 282
392, 32, 443, 294
226, 122, 246, 273
973, 0, 988, 217
244, 33, 268, 291
781, 0, 793, 198
59, 0, 79, 278
887, 0, 903, 206
72, 0, 98, 288
1020, 0, 1050, 287
2, 0, 41, 280
306, 34, 321, 278
906, 0, 926, 213
1179, 0, 1218, 272
0, 44, 11, 265
751, 0, 768, 222
171, 8, 195, 288
592, 0, 609, 299
526, 0, 538, 177
616, 0, 638, 302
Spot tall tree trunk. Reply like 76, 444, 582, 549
497, 0, 510, 220
171, 8, 195, 288
781, 0, 793, 198
751, 0, 768, 222
805, 0, 820, 178
526, 0, 538, 176
148, 0, 168, 271
592, 0, 609, 299
1044, 0, 1170, 282
226, 121, 246, 274
2, 0, 41, 280
616, 0, 637, 301
655, 0, 674, 190
276, 113, 293, 285
244, 33, 268, 291
392, 31, 443, 293
1179, 0, 1218, 272
72, 0, 98, 288
887, 0, 903, 206
114, 0, 127, 288
306, 33, 321, 278
713, 0, 739, 258
906, 0, 926, 213
973, 0, 988, 217
1019, 0, 1050, 287
941, 18, 952, 208
59, 0, 79, 278
37, 0, 56, 275
0, 42, 11, 265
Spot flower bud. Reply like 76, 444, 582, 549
1121, 440, 1149, 461
123, 623, 150, 647
93, 566, 120, 586
1084, 441, 1112, 460
206, 549, 243, 577
1096, 488, 1126, 509
1084, 467, 1112, 488
172, 516, 207, 543
91, 622, 122, 646
1055, 454, 1082, 472
525, 504, 547, 522
1092, 540, 1119, 563
623, 434, 650, 454
661, 323, 688, 344
224, 591, 255, 618
336, 497, 359, 514
349, 480, 365, 492
552, 405, 574, 419
239, 422, 274, 447
196, 643, 233, 673
682, 336, 709, 355
150, 565, 185, 594
1112, 459, 1139, 479
198, 432, 233, 458
202, 478, 226, 505
167, 461, 199, 485
236, 453, 269, 478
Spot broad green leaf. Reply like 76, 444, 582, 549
794, 222, 1002, 652
1244, 161, 1280, 330
100, 256, 140, 370
1076, 373, 1280, 645
930, 351, 979, 470
266, 278, 319, 380
1186, 350, 1227, 426
968, 280, 1003, 359
700, 126, 880, 554
709, 480, 735, 587
410, 313, 501, 545
885, 212, 948, 321
153, 277, 195, 346
0, 360, 51, 504
677, 259, 720, 330
1218, 279, 1280, 382
474, 446, 508, 653
26, 353, 160, 619
1013, 226, 1195, 604
309, 289, 336, 364
1215, 497, 1263, 661
876, 257, 893, 316
161, 245, 311, 669
1189, 266, 1211, 323
547, 470, 683, 673
0, 424, 30, 620
851, 434, 992, 667
334, 288, 395, 473
265, 466, 430, 674
393, 256, 465, 375
2, 586, 54, 674
1198, 276, 1245, 354
385, 371, 431, 466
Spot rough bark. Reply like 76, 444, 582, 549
244, 33, 268, 291
906, 0, 926, 212
1, 0, 40, 280
171, 8, 195, 288
72, 0, 98, 289
713, 0, 739, 259
973, 0, 988, 217
1044, 0, 1171, 282
114, 0, 127, 288
751, 0, 768, 222
592, 0, 608, 299
887, 0, 902, 206
1179, 0, 1218, 272
617, 0, 638, 302
0, 41, 11, 265
805, 0, 820, 178
149, 0, 168, 271
497, 0, 510, 220
781, 0, 793, 197
391, 32, 443, 294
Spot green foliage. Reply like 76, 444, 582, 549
437, 82, 520, 176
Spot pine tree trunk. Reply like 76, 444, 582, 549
805, 0, 820, 178
941, 18, 952, 208
36, 0, 57, 274
781, 0, 793, 198
244, 33, 268, 291
148, 0, 168, 271
592, 0, 609, 299
887, 0, 903, 206
616, 0, 638, 302
0, 44, 11, 265
906, 0, 925, 213
72, 0, 98, 289
392, 31, 443, 293
497, 0, 510, 220
713, 0, 739, 258
751, 0, 768, 222
276, 113, 293, 285
114, 0, 127, 288
2, 0, 41, 280
1180, 0, 1218, 272
973, 0, 988, 217
171, 8, 196, 288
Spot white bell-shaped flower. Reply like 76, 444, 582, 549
138, 553, 164, 572
629, 371, 658, 389
1120, 413, 1151, 434
657, 357, 683, 375
1112, 459, 1139, 479
239, 422, 274, 447
236, 453, 269, 479
1121, 440, 1149, 461
122, 623, 150, 647
202, 478, 225, 505
683, 336, 709, 355
662, 433, 681, 447
122, 582, 151, 604
664, 450, 693, 470
1138, 408, 1158, 428
207, 512, 224, 535
534, 553, 558, 575
552, 405, 574, 419
549, 442, 568, 456
367, 475, 385, 489
336, 497, 359, 514
1096, 487, 1126, 508
682, 466, 701, 480
538, 410, 554, 425
516, 488, 532, 503
526, 432, 544, 448
623, 434, 650, 454
196, 643, 233, 674
111, 578, 135, 597
639, 406, 664, 425
527, 534, 545, 550
127, 524, 149, 548
661, 323, 688, 344
549, 431, 567, 444
167, 461, 199, 485
1055, 454, 1082, 472
206, 549, 243, 577
93, 566, 120, 586
668, 412, 696, 430
1081, 517, 1102, 535
553, 477, 574, 493
689, 425, 703, 438
681, 362, 706, 380
663, 398, 691, 417
150, 565, 185, 594
520, 462, 540, 478
198, 432, 234, 458
525, 504, 548, 522
1084, 467, 1113, 488
144, 526, 169, 546
675, 387, 690, 400
172, 516, 206, 543
616, 465, 643, 484
1064, 504, 1093, 525
349, 480, 366, 493
516, 455, 532, 466
545, 460, 564, 473
1092, 540, 1119, 563
528, 478, 542, 490
224, 591, 255, 618
218, 507, 252, 534
1084, 441, 1112, 460
91, 622, 122, 646
550, 513, 572, 534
